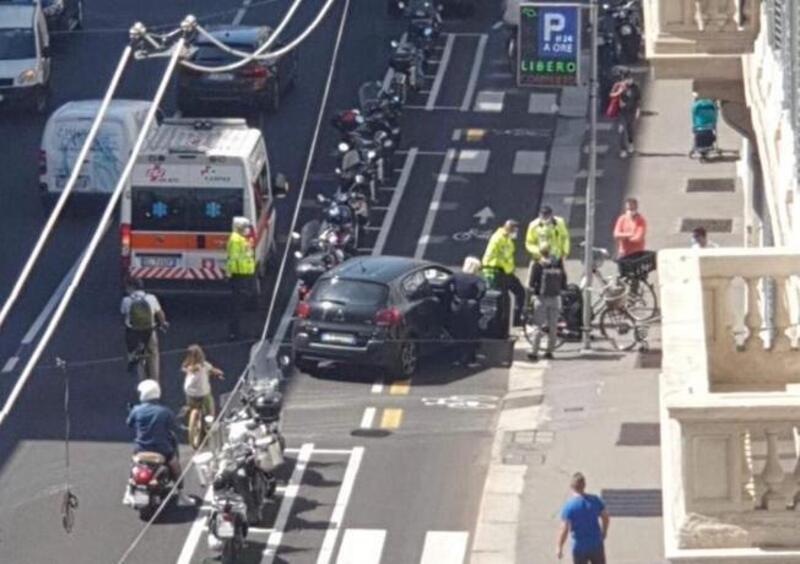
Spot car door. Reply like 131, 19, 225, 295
400, 269, 440, 340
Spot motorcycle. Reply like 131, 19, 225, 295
338, 129, 394, 185
601, 0, 641, 64
405, 0, 443, 56
122, 451, 176, 520
388, 39, 426, 103
207, 491, 248, 564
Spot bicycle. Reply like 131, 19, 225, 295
181, 397, 213, 451
127, 325, 166, 382
522, 256, 648, 352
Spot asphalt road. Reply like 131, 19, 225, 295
0, 0, 569, 562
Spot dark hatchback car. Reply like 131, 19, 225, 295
292, 256, 457, 378
176, 25, 298, 116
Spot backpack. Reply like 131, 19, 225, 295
540, 265, 564, 298
561, 284, 583, 332
128, 293, 154, 331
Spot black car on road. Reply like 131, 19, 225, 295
292, 256, 462, 379
176, 25, 298, 116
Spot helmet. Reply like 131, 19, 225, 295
252, 390, 283, 422
138, 379, 161, 402
324, 204, 353, 226
232, 216, 250, 232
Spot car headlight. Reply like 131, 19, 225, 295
17, 69, 37, 85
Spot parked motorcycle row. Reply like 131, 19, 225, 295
123, 380, 286, 563
293, 0, 445, 297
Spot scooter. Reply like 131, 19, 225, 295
122, 451, 176, 520
207, 492, 248, 564
389, 40, 426, 102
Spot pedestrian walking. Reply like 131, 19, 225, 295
120, 278, 168, 382
608, 67, 641, 158
613, 197, 647, 259
557, 472, 610, 564
525, 205, 571, 262
482, 219, 526, 326
527, 245, 565, 361
226, 216, 257, 340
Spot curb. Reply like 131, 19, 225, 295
471, 340, 547, 563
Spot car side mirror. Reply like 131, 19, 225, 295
42, 45, 51, 58
273, 173, 289, 197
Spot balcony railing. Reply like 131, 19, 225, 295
660, 248, 800, 562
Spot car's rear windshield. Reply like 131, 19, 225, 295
131, 186, 242, 232
311, 278, 389, 307
0, 28, 35, 60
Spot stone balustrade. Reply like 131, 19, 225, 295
660, 248, 800, 562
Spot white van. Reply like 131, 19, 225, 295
120, 118, 288, 295
39, 99, 150, 206
0, 0, 51, 113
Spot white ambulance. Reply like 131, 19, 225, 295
121, 118, 288, 295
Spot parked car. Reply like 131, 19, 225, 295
176, 25, 299, 116
292, 256, 461, 378
40, 0, 82, 31
0, 0, 51, 113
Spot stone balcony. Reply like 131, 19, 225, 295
643, 0, 761, 80
660, 248, 800, 563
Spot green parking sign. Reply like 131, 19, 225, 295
518, 2, 581, 87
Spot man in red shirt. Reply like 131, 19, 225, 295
613, 198, 646, 258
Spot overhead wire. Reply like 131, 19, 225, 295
0, 45, 132, 333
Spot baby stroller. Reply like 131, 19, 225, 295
689, 98, 721, 161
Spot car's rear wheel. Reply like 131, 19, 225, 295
392, 339, 418, 379
295, 357, 320, 377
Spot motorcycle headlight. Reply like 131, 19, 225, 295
356, 114, 364, 124
367, 150, 377, 160
338, 142, 350, 153
17, 69, 37, 85
423, 27, 433, 37
620, 24, 632, 35
383, 139, 394, 149
355, 174, 366, 184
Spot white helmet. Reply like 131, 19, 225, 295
232, 216, 250, 232
138, 379, 161, 402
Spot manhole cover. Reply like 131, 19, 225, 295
600, 489, 662, 517
617, 423, 660, 446
686, 178, 735, 192
680, 218, 732, 233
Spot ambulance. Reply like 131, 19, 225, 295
121, 118, 288, 294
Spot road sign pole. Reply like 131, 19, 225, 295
581, 0, 598, 351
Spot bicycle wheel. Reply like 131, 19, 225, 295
187, 408, 204, 450
599, 307, 640, 351
625, 278, 658, 321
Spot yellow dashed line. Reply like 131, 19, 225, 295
465, 128, 486, 142
389, 379, 411, 395
380, 408, 403, 429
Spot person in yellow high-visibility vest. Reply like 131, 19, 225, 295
482, 219, 525, 326
226, 216, 256, 340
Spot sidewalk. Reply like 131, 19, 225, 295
471, 72, 746, 563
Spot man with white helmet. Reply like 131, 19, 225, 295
127, 380, 183, 488
226, 216, 257, 340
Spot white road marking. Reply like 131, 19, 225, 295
176, 488, 214, 564
315, 446, 365, 564
491, 20, 504, 30
420, 531, 470, 564
415, 149, 456, 259
335, 529, 386, 564
262, 443, 315, 562
22, 255, 80, 346
373, 148, 418, 255
461, 34, 487, 111
232, 0, 252, 25
426, 33, 455, 110
360, 407, 376, 429
474, 90, 505, 112
405, 105, 461, 111
2, 357, 18, 374
370, 379, 384, 394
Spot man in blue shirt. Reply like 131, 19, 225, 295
127, 379, 183, 489
557, 472, 610, 564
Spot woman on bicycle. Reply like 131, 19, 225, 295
181, 344, 224, 419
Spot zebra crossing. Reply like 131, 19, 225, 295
334, 529, 470, 564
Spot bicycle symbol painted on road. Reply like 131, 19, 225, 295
421, 395, 500, 410
452, 228, 494, 242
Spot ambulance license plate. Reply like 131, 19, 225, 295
140, 255, 178, 267
208, 73, 234, 81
